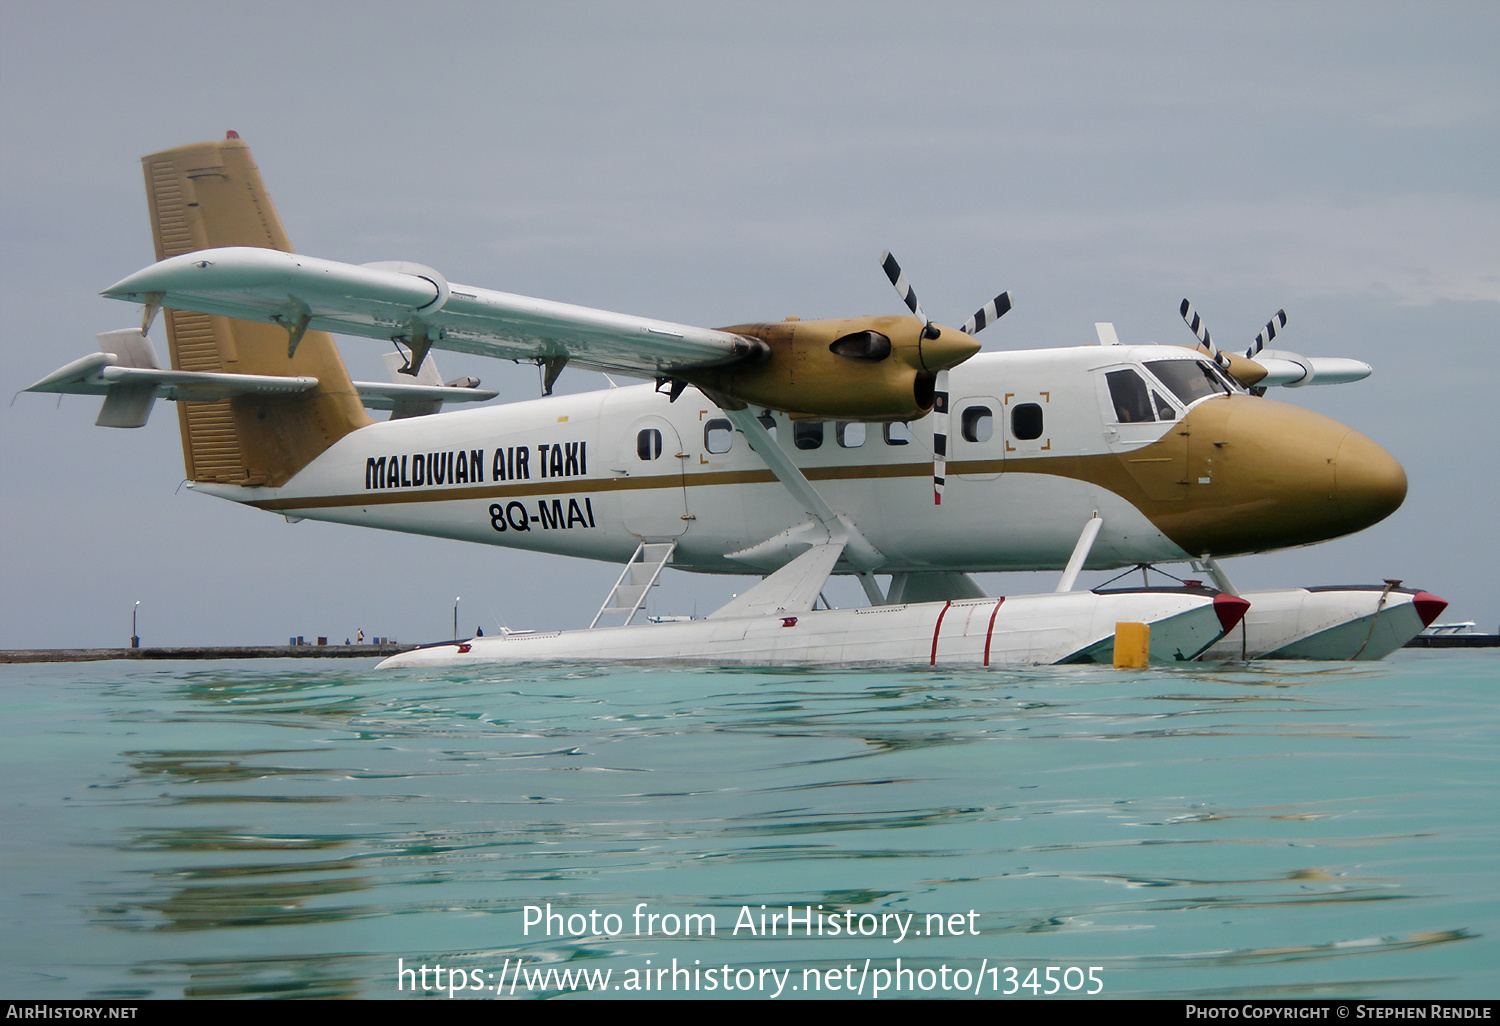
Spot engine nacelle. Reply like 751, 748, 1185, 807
682, 314, 980, 420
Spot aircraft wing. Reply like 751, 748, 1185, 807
103, 247, 757, 377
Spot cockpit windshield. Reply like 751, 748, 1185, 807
1145, 359, 1235, 407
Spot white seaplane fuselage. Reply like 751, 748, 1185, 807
193, 345, 1406, 580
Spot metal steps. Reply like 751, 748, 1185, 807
590, 540, 676, 629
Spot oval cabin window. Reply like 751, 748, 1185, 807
637, 428, 662, 460
1011, 403, 1044, 440
961, 406, 993, 443
704, 419, 733, 454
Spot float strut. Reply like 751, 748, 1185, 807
1056, 513, 1103, 593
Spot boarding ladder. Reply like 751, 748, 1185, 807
590, 540, 676, 629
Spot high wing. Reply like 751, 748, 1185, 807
103, 247, 759, 378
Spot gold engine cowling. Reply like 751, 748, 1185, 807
681, 314, 981, 421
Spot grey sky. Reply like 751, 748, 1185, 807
2, 1, 1496, 648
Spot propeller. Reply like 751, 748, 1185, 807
880, 250, 940, 339
879, 250, 1012, 505
1248, 309, 1286, 358
1179, 301, 1346, 393
1179, 299, 1226, 366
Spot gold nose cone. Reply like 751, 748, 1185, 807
1334, 429, 1407, 531
1153, 396, 1406, 557
919, 326, 982, 373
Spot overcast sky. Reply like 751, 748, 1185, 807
2, 1, 1496, 648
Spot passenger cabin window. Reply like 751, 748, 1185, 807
1011, 403, 1044, 440
1106, 369, 1155, 423
837, 422, 865, 448
793, 421, 824, 450
961, 406, 993, 443
757, 413, 777, 441
637, 428, 662, 460
884, 422, 912, 446
1145, 359, 1233, 407
704, 418, 733, 454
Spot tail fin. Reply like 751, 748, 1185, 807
142, 135, 371, 487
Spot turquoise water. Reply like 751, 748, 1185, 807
1, 652, 1495, 999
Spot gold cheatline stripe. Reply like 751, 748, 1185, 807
243, 458, 1011, 512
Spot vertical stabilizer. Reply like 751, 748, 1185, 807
141, 136, 371, 486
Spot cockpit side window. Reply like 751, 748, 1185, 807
1153, 391, 1177, 421
1106, 369, 1155, 423
1146, 359, 1232, 407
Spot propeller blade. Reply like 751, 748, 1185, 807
961, 291, 1012, 336
880, 250, 938, 339
1249, 309, 1287, 357
932, 369, 950, 505
1179, 298, 1224, 364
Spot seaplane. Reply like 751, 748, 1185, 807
25, 135, 1445, 668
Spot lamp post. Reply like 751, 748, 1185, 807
454, 596, 460, 640
131, 601, 140, 649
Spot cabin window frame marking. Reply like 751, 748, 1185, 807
1010, 402, 1044, 441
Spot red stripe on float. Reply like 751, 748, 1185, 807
982, 597, 1006, 666
930, 601, 953, 666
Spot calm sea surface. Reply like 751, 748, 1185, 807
2, 651, 1495, 1000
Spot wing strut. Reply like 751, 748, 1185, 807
716, 405, 887, 605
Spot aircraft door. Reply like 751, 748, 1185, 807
619, 415, 691, 537
1099, 367, 1187, 501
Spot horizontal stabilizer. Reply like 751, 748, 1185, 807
709, 542, 845, 620
27, 335, 495, 427
25, 359, 319, 401
25, 331, 319, 427
367, 351, 496, 417
353, 379, 499, 413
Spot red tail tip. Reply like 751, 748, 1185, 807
1411, 592, 1448, 627
1213, 593, 1251, 631
226, 130, 240, 139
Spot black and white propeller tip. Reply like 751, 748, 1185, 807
1251, 309, 1287, 357
1179, 298, 1220, 361
879, 250, 938, 339
877, 251, 1012, 506
962, 292, 1012, 337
